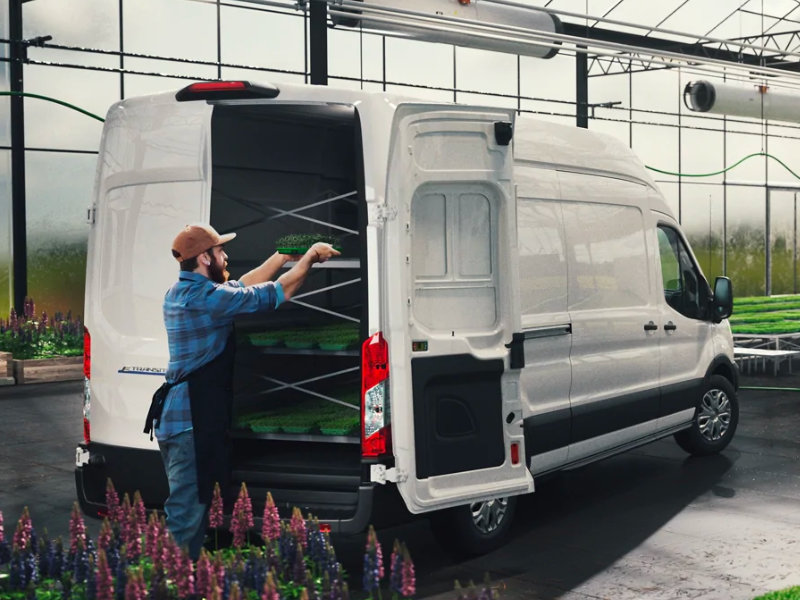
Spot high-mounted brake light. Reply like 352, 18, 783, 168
362, 332, 390, 457
83, 326, 91, 444
175, 80, 280, 102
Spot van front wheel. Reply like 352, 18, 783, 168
431, 495, 517, 557
674, 374, 738, 456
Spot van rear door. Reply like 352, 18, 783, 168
385, 104, 534, 513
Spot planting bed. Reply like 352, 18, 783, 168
731, 294, 800, 335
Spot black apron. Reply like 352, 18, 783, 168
187, 334, 236, 506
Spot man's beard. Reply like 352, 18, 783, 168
208, 259, 229, 284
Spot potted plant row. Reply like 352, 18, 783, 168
275, 233, 343, 254
248, 322, 359, 351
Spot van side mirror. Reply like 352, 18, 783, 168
711, 276, 733, 322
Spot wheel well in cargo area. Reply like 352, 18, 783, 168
707, 356, 739, 390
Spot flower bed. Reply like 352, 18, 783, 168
0, 480, 436, 600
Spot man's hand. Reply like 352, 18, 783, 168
309, 242, 341, 264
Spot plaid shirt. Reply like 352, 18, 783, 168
155, 271, 284, 440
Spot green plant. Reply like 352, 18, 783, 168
0, 298, 83, 360
275, 233, 341, 252
753, 586, 800, 600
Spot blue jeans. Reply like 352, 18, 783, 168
157, 430, 208, 559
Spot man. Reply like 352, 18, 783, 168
146, 223, 339, 558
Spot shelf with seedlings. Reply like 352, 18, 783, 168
234, 392, 360, 438
245, 322, 360, 353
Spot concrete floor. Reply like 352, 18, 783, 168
0, 373, 798, 599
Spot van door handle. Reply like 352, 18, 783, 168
643, 321, 658, 331
664, 321, 677, 331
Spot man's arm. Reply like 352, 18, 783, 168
238, 252, 292, 287
277, 243, 340, 300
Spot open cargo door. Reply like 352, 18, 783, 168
384, 104, 534, 513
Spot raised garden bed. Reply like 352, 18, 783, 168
13, 356, 83, 384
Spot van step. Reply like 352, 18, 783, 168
231, 467, 360, 491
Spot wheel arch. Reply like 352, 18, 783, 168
705, 354, 739, 391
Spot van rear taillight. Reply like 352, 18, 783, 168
362, 332, 390, 457
175, 80, 280, 102
83, 326, 91, 444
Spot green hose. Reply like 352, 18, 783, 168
645, 152, 800, 180
0, 91, 105, 122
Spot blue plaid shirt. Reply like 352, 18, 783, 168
155, 271, 284, 440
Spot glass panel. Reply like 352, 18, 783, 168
221, 5, 305, 72
517, 199, 567, 316
455, 47, 516, 97
24, 64, 115, 150
769, 190, 796, 295
412, 193, 447, 278
0, 150, 11, 318
25, 151, 95, 318
0, 8, 9, 148
123, 0, 217, 62
726, 185, 766, 297
457, 193, 491, 277
385, 37, 453, 89
23, 0, 119, 51
563, 203, 650, 310
680, 183, 724, 282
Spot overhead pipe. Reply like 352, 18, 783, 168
684, 80, 800, 124
329, 0, 561, 59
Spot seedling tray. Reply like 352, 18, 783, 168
277, 245, 343, 255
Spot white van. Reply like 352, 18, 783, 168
75, 80, 738, 554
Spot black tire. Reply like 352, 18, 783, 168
674, 374, 739, 456
430, 495, 517, 557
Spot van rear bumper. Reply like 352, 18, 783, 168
75, 442, 399, 535
74, 442, 169, 519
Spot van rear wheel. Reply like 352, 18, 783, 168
674, 374, 738, 456
431, 495, 517, 557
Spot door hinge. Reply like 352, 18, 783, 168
374, 205, 398, 223
370, 464, 407, 485
75, 447, 90, 467
86, 204, 96, 225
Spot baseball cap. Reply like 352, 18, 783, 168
171, 223, 237, 262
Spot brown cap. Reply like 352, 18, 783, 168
171, 223, 236, 262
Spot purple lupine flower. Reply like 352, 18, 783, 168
362, 538, 381, 594
125, 507, 142, 559
368, 525, 384, 580
400, 545, 415, 598
98, 518, 113, 551
389, 539, 403, 595
96, 548, 114, 600
69, 502, 87, 554
278, 521, 297, 576
230, 482, 254, 548
209, 482, 224, 529
0, 509, 5, 542
12, 506, 33, 551
261, 491, 280, 543
195, 549, 212, 600
105, 479, 122, 525
133, 491, 147, 533
174, 547, 195, 599
261, 570, 280, 600
145, 512, 160, 561
290, 506, 307, 549
125, 566, 147, 600
292, 544, 307, 584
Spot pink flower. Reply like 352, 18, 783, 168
174, 547, 195, 599
98, 518, 113, 551
105, 479, 122, 525
401, 546, 415, 598
96, 548, 114, 600
261, 570, 280, 600
145, 511, 161, 561
124, 566, 147, 600
230, 482, 254, 548
365, 524, 384, 579
69, 502, 86, 553
195, 550, 212, 600
290, 506, 307, 549
0, 509, 5, 543
133, 491, 147, 533
209, 482, 224, 529
12, 506, 33, 551
262, 492, 281, 543
126, 509, 142, 559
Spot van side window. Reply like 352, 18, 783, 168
657, 226, 709, 320
562, 203, 650, 311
